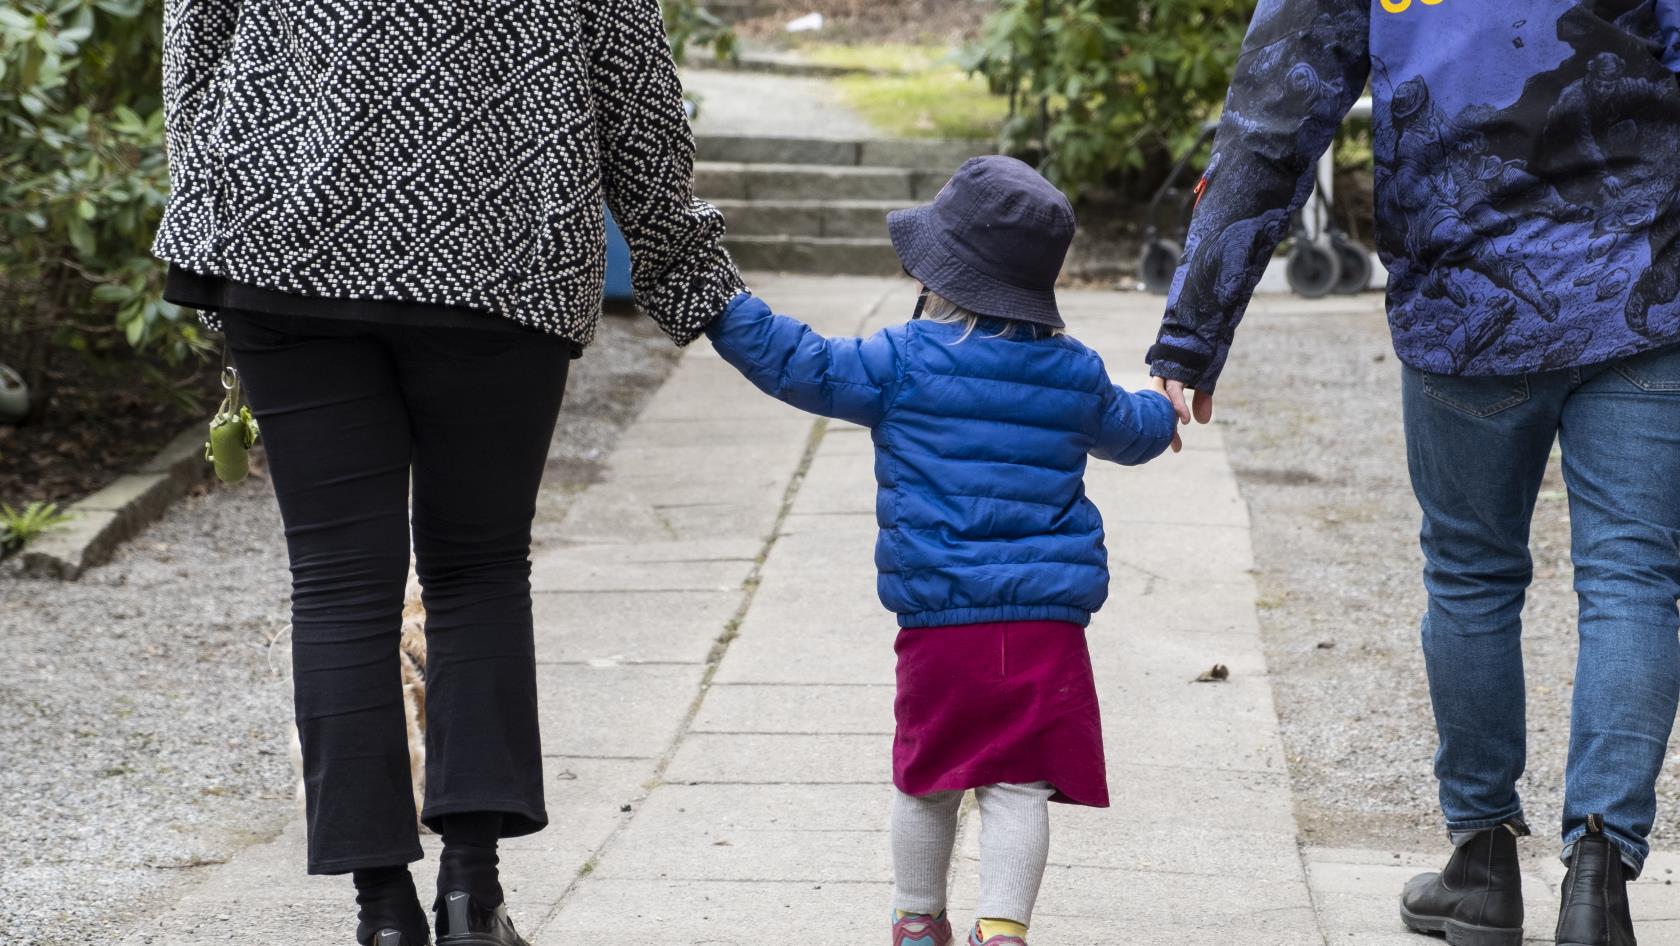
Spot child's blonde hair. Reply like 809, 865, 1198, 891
922, 292, 1064, 344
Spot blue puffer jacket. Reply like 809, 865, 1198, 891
708, 294, 1177, 628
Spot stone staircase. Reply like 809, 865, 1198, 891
695, 135, 987, 275
704, 0, 784, 22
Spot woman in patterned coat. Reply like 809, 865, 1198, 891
153, 3, 744, 944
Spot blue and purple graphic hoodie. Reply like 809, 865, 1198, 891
1149, 0, 1680, 388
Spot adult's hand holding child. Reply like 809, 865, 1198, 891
1150, 377, 1214, 454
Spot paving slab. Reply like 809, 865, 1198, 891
536, 878, 891, 943
531, 588, 738, 665
1107, 763, 1299, 832
949, 863, 1320, 944
528, 551, 753, 594
714, 622, 898, 685
691, 683, 894, 734
588, 782, 892, 882
535, 664, 708, 759
1099, 577, 1265, 637
1304, 846, 1680, 944
1304, 847, 1552, 946
666, 732, 894, 785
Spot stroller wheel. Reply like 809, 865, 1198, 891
1332, 235, 1374, 295
1138, 239, 1184, 295
1287, 239, 1341, 299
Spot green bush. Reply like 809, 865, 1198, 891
964, 0, 1251, 200
1, 0, 207, 417
662, 0, 737, 66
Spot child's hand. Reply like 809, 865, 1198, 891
1150, 376, 1214, 453
1148, 379, 1183, 454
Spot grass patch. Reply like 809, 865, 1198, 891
798, 42, 951, 73
836, 70, 1006, 139
798, 43, 1006, 140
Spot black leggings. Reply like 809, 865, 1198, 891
221, 311, 571, 874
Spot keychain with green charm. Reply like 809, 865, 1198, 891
205, 352, 260, 484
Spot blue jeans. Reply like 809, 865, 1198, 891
1402, 343, 1680, 874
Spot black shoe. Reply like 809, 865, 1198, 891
1399, 818, 1527, 946
360, 932, 424, 946
435, 891, 530, 946
1556, 814, 1637, 946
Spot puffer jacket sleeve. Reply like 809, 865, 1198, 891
581, 0, 747, 346
706, 294, 901, 428
1090, 385, 1177, 467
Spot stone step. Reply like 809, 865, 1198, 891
695, 161, 945, 202
695, 134, 990, 172
711, 199, 912, 239
725, 236, 902, 276
703, 0, 783, 22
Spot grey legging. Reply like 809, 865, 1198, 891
892, 782, 1056, 925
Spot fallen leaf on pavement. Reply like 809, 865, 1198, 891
1193, 664, 1230, 683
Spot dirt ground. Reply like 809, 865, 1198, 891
1211, 295, 1680, 860
0, 313, 676, 946
0, 354, 220, 508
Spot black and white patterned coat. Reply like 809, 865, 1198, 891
153, 0, 745, 346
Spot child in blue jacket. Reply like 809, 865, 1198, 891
706, 156, 1176, 946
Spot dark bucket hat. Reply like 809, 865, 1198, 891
887, 155, 1076, 329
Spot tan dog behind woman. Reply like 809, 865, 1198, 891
289, 566, 430, 832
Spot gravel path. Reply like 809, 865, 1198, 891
0, 315, 677, 946
1213, 295, 1671, 859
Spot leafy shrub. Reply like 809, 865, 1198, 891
1, 0, 208, 419
963, 0, 1251, 200
662, 0, 738, 66
0, 500, 73, 552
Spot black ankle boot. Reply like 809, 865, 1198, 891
1556, 815, 1636, 946
1399, 818, 1527, 946
435, 891, 530, 946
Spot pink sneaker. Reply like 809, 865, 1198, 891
892, 911, 953, 946
967, 927, 1027, 946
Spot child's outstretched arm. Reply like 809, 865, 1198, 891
1091, 383, 1177, 466
705, 293, 901, 427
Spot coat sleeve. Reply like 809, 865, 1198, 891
1147, 0, 1371, 393
706, 295, 901, 428
581, 0, 747, 346
1090, 385, 1177, 467
1658, 0, 1680, 73
160, 0, 239, 194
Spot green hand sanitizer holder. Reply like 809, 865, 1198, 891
205, 358, 260, 484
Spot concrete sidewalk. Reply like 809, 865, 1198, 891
114, 275, 1680, 946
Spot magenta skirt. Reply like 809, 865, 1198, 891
893, 620, 1109, 808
